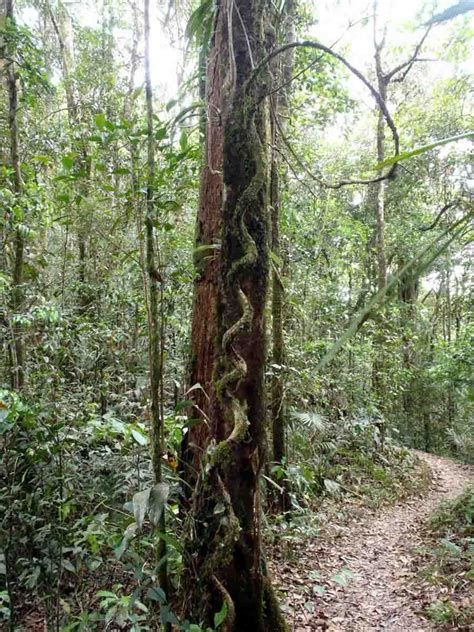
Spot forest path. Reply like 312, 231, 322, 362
272, 451, 473, 631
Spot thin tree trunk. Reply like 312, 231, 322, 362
4, 0, 25, 390
371, 1, 388, 412
270, 0, 295, 513
399, 262, 419, 434
143, 0, 169, 604
270, 159, 287, 502
48, 1, 90, 314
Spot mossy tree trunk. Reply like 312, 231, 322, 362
183, 0, 286, 628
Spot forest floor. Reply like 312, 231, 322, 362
271, 452, 473, 631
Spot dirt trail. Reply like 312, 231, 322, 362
273, 452, 472, 631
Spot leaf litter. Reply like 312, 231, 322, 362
270, 452, 473, 631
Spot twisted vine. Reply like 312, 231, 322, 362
213, 90, 266, 465
185, 20, 271, 627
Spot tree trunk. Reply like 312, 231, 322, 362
269, 0, 295, 513
399, 263, 419, 437
48, 0, 90, 314
143, 0, 168, 600
183, 0, 286, 628
3, 0, 25, 391
270, 158, 287, 508
181, 0, 227, 484
370, 2, 388, 412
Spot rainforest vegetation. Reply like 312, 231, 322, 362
0, 0, 473, 629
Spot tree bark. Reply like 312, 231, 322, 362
183, 0, 286, 628
181, 0, 228, 484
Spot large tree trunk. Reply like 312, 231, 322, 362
183, 0, 286, 628
181, 0, 227, 483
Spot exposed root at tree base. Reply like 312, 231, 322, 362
270, 452, 472, 631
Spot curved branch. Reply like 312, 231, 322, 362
249, 40, 399, 154
385, 26, 432, 82
419, 201, 458, 231
272, 93, 396, 189
247, 39, 400, 185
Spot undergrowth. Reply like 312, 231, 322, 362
266, 411, 431, 546
418, 486, 473, 628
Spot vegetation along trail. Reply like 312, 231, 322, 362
274, 452, 473, 631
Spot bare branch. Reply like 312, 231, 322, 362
419, 201, 459, 231
384, 26, 432, 83
248, 39, 401, 185
250, 40, 398, 155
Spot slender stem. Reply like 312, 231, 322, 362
144, 0, 169, 612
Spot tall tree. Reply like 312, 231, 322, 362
369, 0, 430, 413
47, 0, 91, 313
183, 0, 286, 628
182, 0, 227, 483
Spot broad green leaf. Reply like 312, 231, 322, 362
185, 0, 213, 41
155, 530, 184, 553
146, 586, 166, 603
61, 155, 74, 170
175, 399, 194, 412
131, 428, 148, 446
96, 590, 117, 599
94, 113, 107, 129
160, 604, 180, 625
179, 130, 188, 151
115, 522, 138, 560
62, 559, 76, 573
440, 538, 462, 555
214, 602, 228, 628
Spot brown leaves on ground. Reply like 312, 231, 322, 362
270, 452, 473, 631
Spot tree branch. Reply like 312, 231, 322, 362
249, 40, 399, 156
384, 26, 432, 83
419, 201, 458, 231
